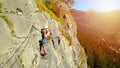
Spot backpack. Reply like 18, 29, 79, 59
41, 28, 44, 39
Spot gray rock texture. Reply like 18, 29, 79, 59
0, 0, 87, 68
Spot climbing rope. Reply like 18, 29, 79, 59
1, 24, 40, 68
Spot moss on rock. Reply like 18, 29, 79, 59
0, 14, 16, 35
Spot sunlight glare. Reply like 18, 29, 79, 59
101, 0, 116, 12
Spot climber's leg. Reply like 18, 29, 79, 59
43, 46, 47, 55
42, 38, 48, 56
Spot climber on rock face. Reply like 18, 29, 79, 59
40, 25, 50, 56
40, 25, 61, 57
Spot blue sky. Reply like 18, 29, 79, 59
73, 0, 120, 12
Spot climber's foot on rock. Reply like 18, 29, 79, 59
40, 53, 45, 56
40, 53, 47, 56
40, 54, 48, 59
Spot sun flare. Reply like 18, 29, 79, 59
101, 0, 116, 11
73, 0, 120, 12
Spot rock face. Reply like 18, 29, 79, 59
0, 0, 87, 68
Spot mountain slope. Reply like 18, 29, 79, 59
71, 9, 120, 68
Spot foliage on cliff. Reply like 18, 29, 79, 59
36, 0, 74, 20
36, 0, 58, 21
0, 14, 16, 35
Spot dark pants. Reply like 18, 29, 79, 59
39, 40, 43, 52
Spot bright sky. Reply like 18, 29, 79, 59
73, 0, 120, 12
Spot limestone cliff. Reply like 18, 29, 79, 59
0, 0, 87, 68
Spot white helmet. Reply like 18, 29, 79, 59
44, 25, 48, 29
